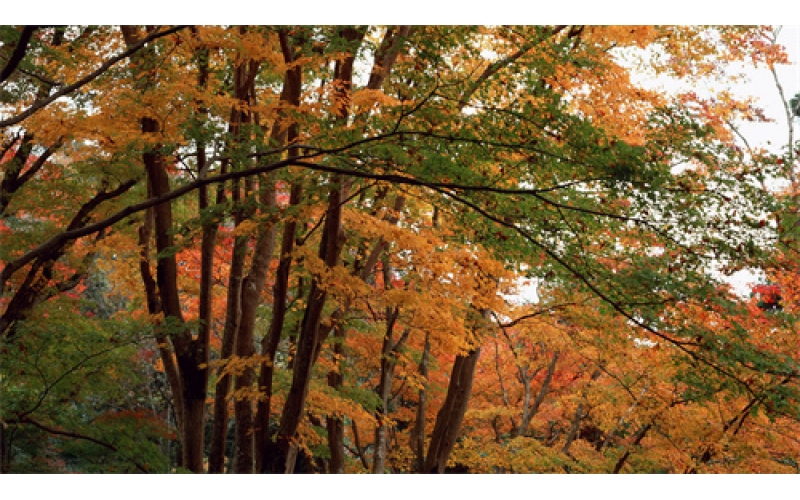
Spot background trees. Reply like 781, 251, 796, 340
1, 25, 798, 473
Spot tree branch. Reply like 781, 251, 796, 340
0, 25, 188, 128
0, 26, 38, 84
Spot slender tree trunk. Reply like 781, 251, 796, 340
254, 30, 303, 471
208, 169, 246, 473
194, 45, 219, 474
267, 27, 365, 474
371, 360, 392, 472
371, 249, 410, 475
226, 49, 278, 473
411, 333, 430, 472
514, 351, 559, 438
137, 206, 185, 467
424, 310, 486, 474
612, 423, 651, 474
144, 117, 208, 473
371, 316, 397, 474
208, 227, 247, 473
233, 216, 277, 473
255, 182, 301, 472
270, 180, 346, 473
233, 172, 278, 473
325, 319, 346, 473
123, 24, 208, 474
561, 402, 585, 458
423, 347, 481, 473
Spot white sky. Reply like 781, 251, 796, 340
728, 26, 800, 153
710, 26, 799, 295
3, 0, 798, 24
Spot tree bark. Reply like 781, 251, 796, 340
612, 423, 651, 474
423, 347, 481, 473
137, 206, 184, 468
208, 223, 247, 473
270, 180, 346, 473
255, 182, 301, 472
255, 29, 303, 472
143, 116, 208, 473
225, 41, 274, 474
207, 150, 249, 471
121, 24, 209, 474
372, 310, 399, 474
233, 215, 277, 473
325, 321, 346, 473
411, 333, 431, 472
267, 26, 365, 474
514, 351, 559, 438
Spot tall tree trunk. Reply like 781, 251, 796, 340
233, 172, 278, 473
371, 241, 410, 474
143, 115, 207, 473
371, 310, 398, 474
122, 23, 208, 474
194, 42, 219, 474
267, 26, 365, 474
255, 181, 301, 472
254, 29, 303, 472
233, 216, 277, 473
411, 333, 430, 472
423, 347, 481, 473
325, 319, 346, 473
225, 44, 273, 474
137, 206, 184, 468
269, 180, 346, 473
208, 162, 246, 472
208, 223, 247, 473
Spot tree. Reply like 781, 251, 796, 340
2, 25, 798, 474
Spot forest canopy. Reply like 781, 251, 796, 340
1, 25, 799, 474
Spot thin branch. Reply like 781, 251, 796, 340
0, 26, 188, 128
16, 344, 124, 421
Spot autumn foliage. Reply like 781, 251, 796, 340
1, 25, 798, 474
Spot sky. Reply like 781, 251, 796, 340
709, 26, 799, 295
729, 26, 800, 153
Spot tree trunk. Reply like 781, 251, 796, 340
371, 323, 396, 474
267, 27, 364, 474
233, 181, 278, 473
325, 321, 346, 473
514, 351, 559, 438
612, 423, 651, 474
208, 225, 247, 473
254, 30, 303, 472
122, 24, 208, 474
423, 347, 481, 473
411, 333, 430, 472
269, 181, 345, 473
137, 206, 185, 468
207, 160, 247, 471
143, 117, 208, 473
255, 182, 301, 472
